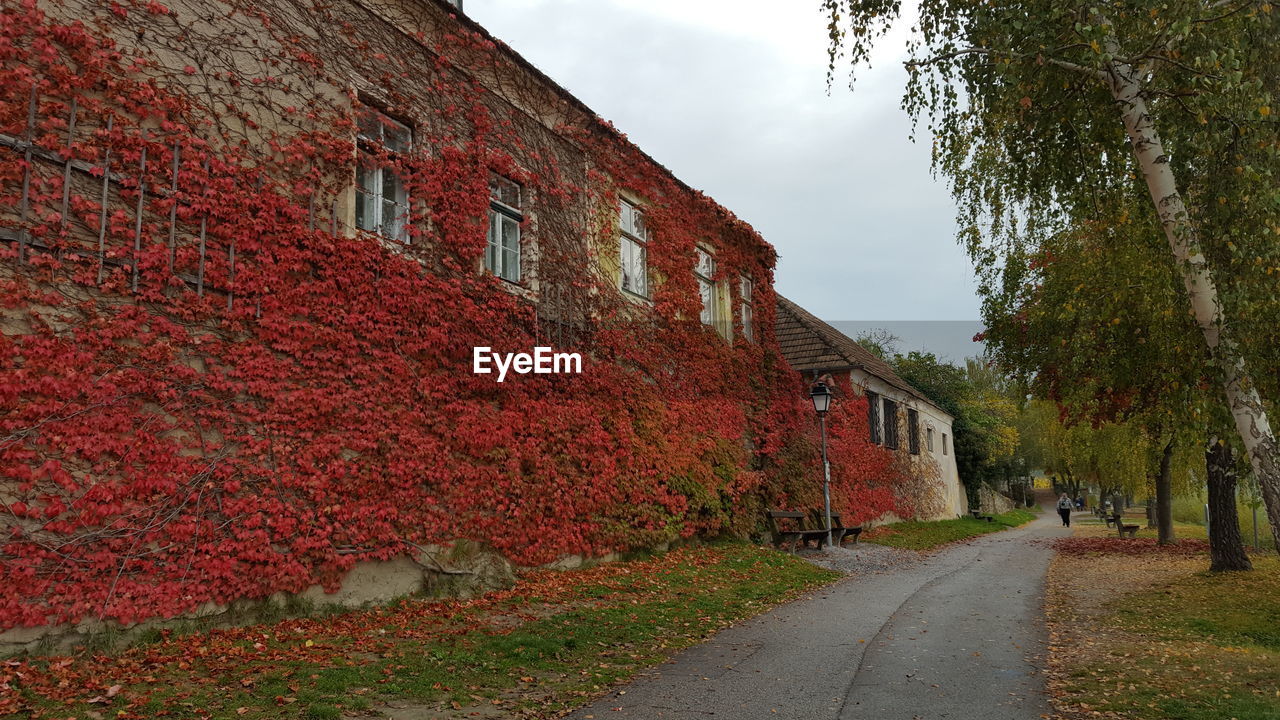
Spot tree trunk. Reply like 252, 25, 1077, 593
1146, 498, 1156, 529
1157, 438, 1175, 544
1104, 36, 1280, 555
1206, 439, 1252, 572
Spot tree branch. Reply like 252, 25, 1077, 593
905, 47, 1105, 80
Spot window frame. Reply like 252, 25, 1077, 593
618, 197, 650, 299
882, 397, 899, 450
926, 426, 935, 453
695, 246, 720, 330
486, 172, 523, 283
739, 275, 754, 341
867, 390, 881, 445
354, 104, 413, 244
907, 408, 920, 455
943, 433, 949, 456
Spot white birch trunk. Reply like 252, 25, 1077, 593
1104, 49, 1280, 553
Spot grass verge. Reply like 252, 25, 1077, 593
1, 543, 838, 720
1046, 541, 1280, 719
861, 507, 1038, 550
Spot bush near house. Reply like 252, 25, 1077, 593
0, 1, 911, 634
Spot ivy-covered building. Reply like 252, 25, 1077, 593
0, 0, 917, 648
775, 296, 965, 520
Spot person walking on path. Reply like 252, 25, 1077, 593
1057, 493, 1073, 527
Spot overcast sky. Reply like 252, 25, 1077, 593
466, 0, 982, 323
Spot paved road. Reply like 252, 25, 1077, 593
566, 509, 1071, 720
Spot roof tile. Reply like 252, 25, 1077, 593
774, 295, 930, 402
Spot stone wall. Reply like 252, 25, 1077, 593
0, 541, 516, 656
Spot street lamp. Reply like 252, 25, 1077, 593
809, 381, 834, 549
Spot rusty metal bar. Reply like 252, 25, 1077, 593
17, 86, 37, 263
226, 241, 235, 311
131, 134, 147, 293
307, 161, 315, 231
59, 97, 77, 232
96, 116, 114, 285
167, 140, 180, 271
197, 157, 208, 296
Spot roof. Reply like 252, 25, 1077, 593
774, 295, 935, 406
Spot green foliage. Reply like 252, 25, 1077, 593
1170, 493, 1276, 550
824, 0, 1280, 546
853, 329, 902, 360
892, 352, 1020, 495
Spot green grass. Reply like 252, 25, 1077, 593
1061, 556, 1280, 720
862, 508, 1038, 550
1116, 556, 1280, 651
1076, 514, 1210, 541
1169, 495, 1275, 551
1079, 507, 1273, 550
9, 543, 838, 720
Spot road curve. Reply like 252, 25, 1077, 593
564, 509, 1071, 720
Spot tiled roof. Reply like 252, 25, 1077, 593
774, 295, 930, 403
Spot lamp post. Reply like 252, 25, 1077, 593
810, 381, 834, 549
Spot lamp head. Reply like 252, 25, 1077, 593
809, 381, 833, 414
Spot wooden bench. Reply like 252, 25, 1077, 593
1111, 513, 1139, 538
766, 510, 829, 552
969, 508, 995, 522
809, 509, 863, 545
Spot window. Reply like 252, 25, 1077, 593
867, 390, 881, 445
695, 247, 721, 326
355, 105, 411, 243
927, 427, 935, 453
486, 173, 522, 282
739, 276, 754, 341
619, 198, 649, 297
907, 408, 920, 455
943, 433, 949, 456
882, 397, 899, 450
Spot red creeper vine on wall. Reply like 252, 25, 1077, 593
0, 0, 911, 631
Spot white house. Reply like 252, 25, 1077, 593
775, 296, 965, 520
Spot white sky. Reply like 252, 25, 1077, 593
466, 0, 982, 322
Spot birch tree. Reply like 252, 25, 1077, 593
824, 0, 1280, 550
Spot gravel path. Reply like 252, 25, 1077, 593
564, 510, 1069, 720
801, 541, 922, 576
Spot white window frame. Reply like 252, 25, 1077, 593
739, 275, 754, 341
695, 247, 720, 329
619, 198, 649, 298
927, 426, 935, 453
355, 105, 412, 244
486, 173, 522, 283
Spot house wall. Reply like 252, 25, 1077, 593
850, 370, 965, 520
0, 0, 824, 642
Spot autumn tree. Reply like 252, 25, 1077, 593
824, 0, 1280, 552
978, 195, 1252, 559
892, 352, 1019, 505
